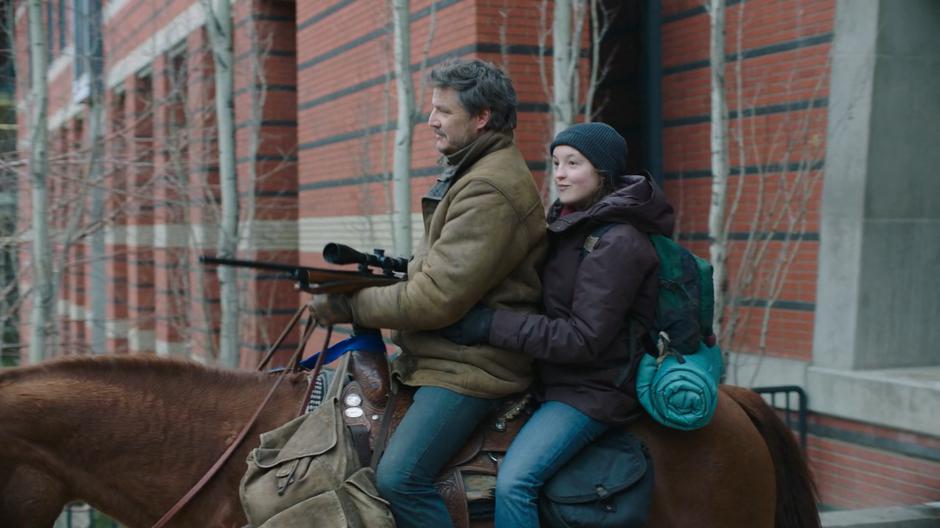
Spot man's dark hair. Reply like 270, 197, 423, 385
429, 59, 517, 132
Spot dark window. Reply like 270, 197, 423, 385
46, 1, 53, 58
73, 0, 87, 78
72, 0, 102, 101
59, 0, 66, 51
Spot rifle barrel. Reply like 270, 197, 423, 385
198, 256, 310, 275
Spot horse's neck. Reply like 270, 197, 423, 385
2, 361, 276, 443
0, 359, 306, 526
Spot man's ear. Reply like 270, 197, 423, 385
474, 108, 492, 133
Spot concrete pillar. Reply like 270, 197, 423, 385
814, 0, 940, 370
152, 53, 191, 358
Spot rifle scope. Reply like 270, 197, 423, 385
323, 243, 408, 276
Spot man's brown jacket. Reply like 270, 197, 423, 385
348, 131, 547, 398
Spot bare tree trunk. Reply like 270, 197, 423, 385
584, 0, 601, 121
540, 0, 578, 204
706, 0, 729, 340
539, 0, 609, 203
552, 0, 579, 136
202, 0, 239, 367
27, 0, 52, 364
391, 0, 413, 257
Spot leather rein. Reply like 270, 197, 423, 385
151, 305, 332, 528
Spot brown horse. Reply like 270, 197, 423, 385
0, 355, 820, 527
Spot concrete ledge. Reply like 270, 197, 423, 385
722, 353, 940, 439
821, 502, 940, 527
808, 366, 940, 438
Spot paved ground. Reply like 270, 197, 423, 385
821, 503, 940, 528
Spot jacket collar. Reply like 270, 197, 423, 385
424, 130, 513, 203
441, 130, 512, 180
545, 173, 675, 236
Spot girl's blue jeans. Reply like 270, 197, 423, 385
494, 400, 609, 527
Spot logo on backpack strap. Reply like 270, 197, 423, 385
583, 234, 602, 253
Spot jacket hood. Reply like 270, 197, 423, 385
548, 173, 675, 237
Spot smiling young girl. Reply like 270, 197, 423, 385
443, 122, 675, 526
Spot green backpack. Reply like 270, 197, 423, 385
582, 224, 716, 356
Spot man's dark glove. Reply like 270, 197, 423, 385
439, 305, 495, 346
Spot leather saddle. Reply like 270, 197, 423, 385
335, 347, 532, 527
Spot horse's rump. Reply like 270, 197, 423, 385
723, 386, 821, 528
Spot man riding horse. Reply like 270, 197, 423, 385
309, 58, 547, 528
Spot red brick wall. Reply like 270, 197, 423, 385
660, 0, 834, 362
16, 0, 300, 362
807, 414, 940, 509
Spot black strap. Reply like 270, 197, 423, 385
369, 380, 401, 470
349, 424, 373, 469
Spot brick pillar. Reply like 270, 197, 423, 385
232, 0, 300, 369
187, 28, 220, 364
51, 129, 71, 354
125, 73, 156, 354
69, 118, 88, 351
105, 88, 130, 354
151, 53, 191, 358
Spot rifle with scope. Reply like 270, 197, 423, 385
199, 244, 407, 294
322, 243, 408, 276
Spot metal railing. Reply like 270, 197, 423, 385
752, 385, 808, 451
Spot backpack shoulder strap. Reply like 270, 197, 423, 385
580, 223, 617, 260
579, 223, 658, 361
